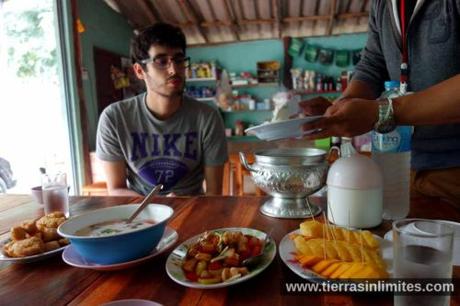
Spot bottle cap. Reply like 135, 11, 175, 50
327, 153, 382, 189
384, 80, 400, 90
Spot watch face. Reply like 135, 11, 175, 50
375, 120, 396, 134
375, 99, 396, 134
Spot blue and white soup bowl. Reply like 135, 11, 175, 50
58, 204, 174, 264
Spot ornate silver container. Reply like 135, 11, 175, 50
240, 148, 328, 218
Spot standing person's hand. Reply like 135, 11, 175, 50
298, 97, 333, 116
301, 98, 379, 139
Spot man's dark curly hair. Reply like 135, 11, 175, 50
130, 22, 186, 69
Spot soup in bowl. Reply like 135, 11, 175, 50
58, 204, 174, 264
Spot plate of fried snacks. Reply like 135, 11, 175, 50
0, 212, 69, 263
62, 226, 178, 271
279, 219, 392, 281
166, 227, 276, 289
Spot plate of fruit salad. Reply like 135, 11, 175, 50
166, 227, 276, 289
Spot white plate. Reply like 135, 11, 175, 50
384, 220, 460, 266
0, 237, 67, 263
62, 226, 178, 271
245, 116, 322, 141
166, 227, 276, 289
279, 229, 393, 280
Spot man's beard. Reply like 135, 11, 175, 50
156, 89, 183, 98
147, 75, 184, 98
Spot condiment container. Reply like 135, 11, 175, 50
327, 153, 383, 228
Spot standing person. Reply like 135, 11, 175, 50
300, 0, 460, 206
96, 23, 228, 196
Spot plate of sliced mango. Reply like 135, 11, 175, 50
279, 220, 393, 280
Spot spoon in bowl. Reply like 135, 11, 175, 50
127, 184, 163, 223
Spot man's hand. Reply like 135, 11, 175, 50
298, 97, 333, 116
301, 98, 379, 139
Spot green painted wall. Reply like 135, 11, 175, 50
77, 0, 133, 150
188, 39, 284, 77
187, 33, 367, 128
187, 39, 284, 105
292, 33, 368, 77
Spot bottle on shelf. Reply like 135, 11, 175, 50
327, 136, 341, 164
371, 80, 412, 220
335, 77, 342, 92
315, 74, 323, 92
234, 120, 245, 136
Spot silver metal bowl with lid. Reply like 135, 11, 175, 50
240, 148, 328, 218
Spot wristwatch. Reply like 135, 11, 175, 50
374, 98, 396, 134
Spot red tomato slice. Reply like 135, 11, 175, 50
224, 256, 240, 267
208, 261, 223, 270
239, 250, 251, 261
185, 271, 199, 282
251, 245, 262, 257
247, 236, 261, 248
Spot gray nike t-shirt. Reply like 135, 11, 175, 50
96, 93, 228, 195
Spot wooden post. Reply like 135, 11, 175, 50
283, 36, 293, 90
71, 0, 92, 187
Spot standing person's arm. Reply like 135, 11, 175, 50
393, 74, 460, 125
298, 80, 378, 116
301, 74, 460, 139
204, 165, 224, 195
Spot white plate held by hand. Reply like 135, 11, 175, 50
245, 116, 322, 141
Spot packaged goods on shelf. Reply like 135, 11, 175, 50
290, 68, 353, 94
185, 86, 215, 99
186, 61, 217, 80
257, 61, 280, 83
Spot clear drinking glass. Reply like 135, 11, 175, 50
42, 171, 69, 217
393, 219, 454, 306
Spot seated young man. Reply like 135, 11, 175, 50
96, 23, 228, 196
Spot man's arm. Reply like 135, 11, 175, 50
298, 79, 378, 116
393, 74, 460, 125
100, 159, 142, 196
204, 165, 224, 195
340, 79, 380, 101
302, 74, 460, 139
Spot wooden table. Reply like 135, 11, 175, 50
0, 194, 459, 306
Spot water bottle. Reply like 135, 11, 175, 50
372, 81, 412, 220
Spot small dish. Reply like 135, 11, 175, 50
0, 237, 67, 263
245, 116, 322, 141
166, 227, 276, 289
62, 226, 178, 271
279, 229, 393, 280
